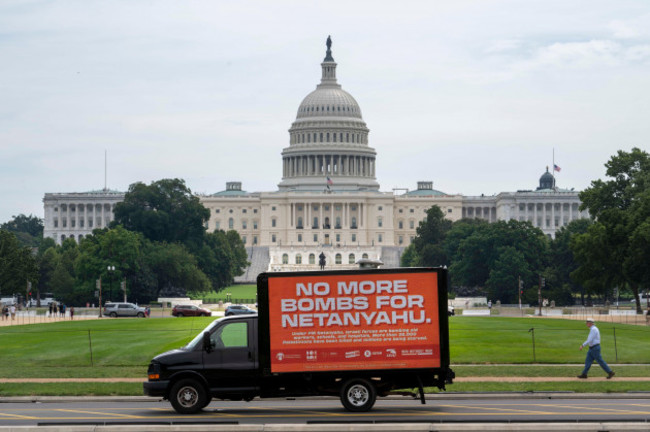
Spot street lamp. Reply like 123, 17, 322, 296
107, 265, 115, 301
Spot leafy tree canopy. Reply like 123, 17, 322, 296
0, 230, 39, 296
112, 178, 210, 246
1, 214, 43, 247
574, 148, 650, 312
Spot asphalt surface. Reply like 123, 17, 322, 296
1, 394, 650, 431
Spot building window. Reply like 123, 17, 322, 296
298, 234, 302, 242
253, 220, 258, 229
336, 234, 340, 242
297, 217, 303, 228
398, 220, 403, 229
378, 234, 383, 243
272, 219, 277, 227
348, 253, 355, 264
242, 220, 247, 229
409, 220, 415, 229
362, 253, 368, 259
399, 236, 403, 245
215, 221, 220, 230
313, 234, 318, 242
229, 209, 233, 213
351, 217, 357, 228
215, 209, 220, 214
335, 216, 341, 228
399, 209, 403, 213
296, 254, 302, 264
313, 205, 319, 211
272, 234, 277, 243
253, 236, 258, 245
448, 208, 452, 213
282, 254, 288, 264
242, 209, 247, 213
272, 206, 276, 211
229, 218, 234, 229
54, 219, 58, 228
335, 253, 342, 264
242, 236, 246, 244
377, 217, 383, 227
313, 217, 318, 228
254, 209, 258, 213
378, 206, 383, 211
351, 234, 356, 242
298, 205, 303, 211
410, 209, 414, 213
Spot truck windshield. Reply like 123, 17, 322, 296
184, 318, 221, 350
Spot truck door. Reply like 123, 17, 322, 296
202, 318, 258, 391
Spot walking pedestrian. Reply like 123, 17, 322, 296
70, 306, 74, 320
577, 318, 615, 379
10, 304, 16, 320
49, 302, 53, 317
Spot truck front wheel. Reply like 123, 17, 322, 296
340, 378, 376, 412
169, 379, 207, 414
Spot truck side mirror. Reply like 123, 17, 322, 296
202, 331, 214, 353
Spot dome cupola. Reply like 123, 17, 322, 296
537, 167, 555, 190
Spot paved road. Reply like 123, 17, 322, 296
1, 395, 649, 427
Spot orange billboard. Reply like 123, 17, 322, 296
268, 271, 440, 373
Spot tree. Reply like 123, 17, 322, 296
401, 206, 452, 267
485, 246, 530, 304
196, 230, 249, 290
112, 178, 210, 246
546, 219, 591, 306
141, 241, 211, 300
448, 220, 548, 303
574, 148, 650, 313
75, 226, 143, 304
1, 214, 43, 247
0, 230, 39, 297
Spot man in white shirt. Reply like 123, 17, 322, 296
577, 318, 615, 379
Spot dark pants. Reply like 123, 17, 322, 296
582, 345, 612, 375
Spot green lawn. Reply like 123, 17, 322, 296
202, 284, 257, 302
449, 316, 650, 364
1, 316, 648, 396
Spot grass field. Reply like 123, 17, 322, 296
202, 284, 257, 302
1, 316, 648, 396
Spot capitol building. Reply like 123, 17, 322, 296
43, 38, 589, 281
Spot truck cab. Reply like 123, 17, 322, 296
144, 315, 260, 413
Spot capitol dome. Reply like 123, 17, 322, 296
296, 88, 363, 120
278, 37, 379, 192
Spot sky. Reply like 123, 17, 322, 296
1, 0, 649, 224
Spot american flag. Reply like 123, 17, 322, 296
553, 164, 561, 172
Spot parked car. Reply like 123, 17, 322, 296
224, 304, 256, 316
172, 304, 211, 317
104, 302, 147, 318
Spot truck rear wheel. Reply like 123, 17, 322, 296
340, 378, 376, 412
169, 378, 207, 414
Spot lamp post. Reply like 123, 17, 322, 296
107, 265, 115, 301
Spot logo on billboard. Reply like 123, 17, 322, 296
386, 349, 396, 358
276, 352, 284, 361
306, 350, 317, 360
364, 350, 372, 358
345, 350, 360, 359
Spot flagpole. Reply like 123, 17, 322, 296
552, 148, 555, 190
